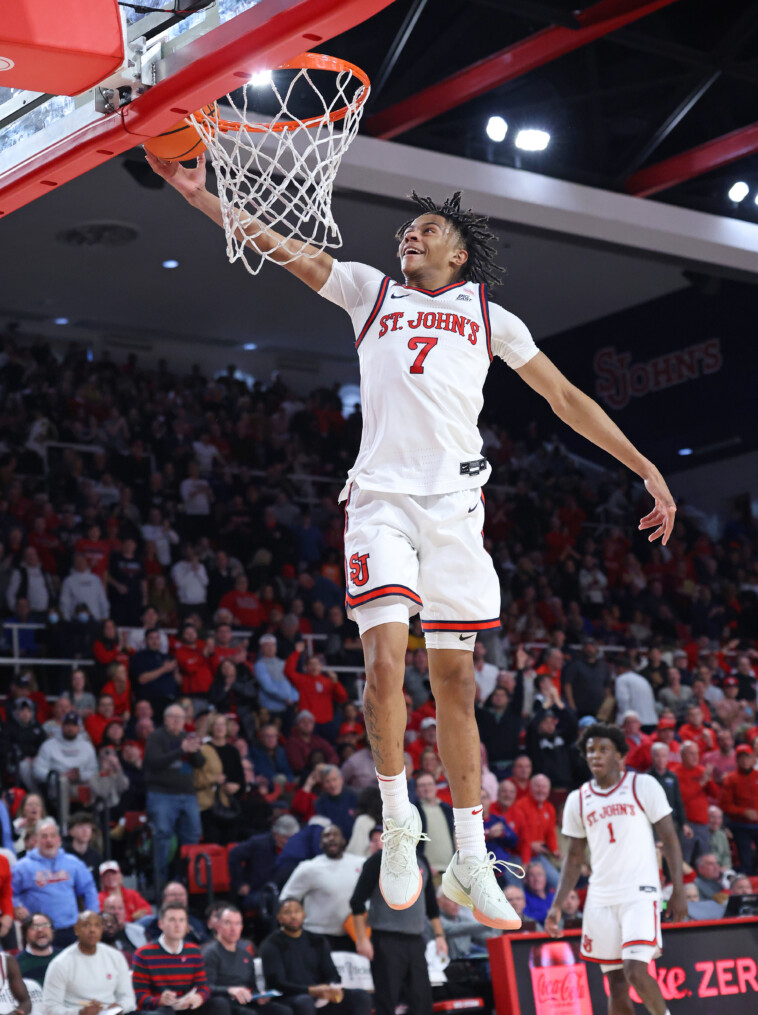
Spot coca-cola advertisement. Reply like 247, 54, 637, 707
489, 918, 758, 1015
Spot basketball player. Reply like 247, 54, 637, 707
145, 148, 677, 929
545, 724, 686, 1015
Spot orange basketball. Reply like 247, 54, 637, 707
144, 102, 216, 162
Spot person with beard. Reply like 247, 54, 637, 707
100, 892, 148, 960
17, 913, 58, 982
32, 712, 98, 833
42, 911, 135, 1015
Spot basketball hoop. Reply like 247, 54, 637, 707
190, 52, 370, 275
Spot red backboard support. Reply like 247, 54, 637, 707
0, 0, 397, 218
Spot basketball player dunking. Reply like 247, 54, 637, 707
146, 148, 677, 929
546, 724, 686, 1015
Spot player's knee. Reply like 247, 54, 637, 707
364, 654, 403, 695
623, 959, 650, 990
432, 665, 476, 704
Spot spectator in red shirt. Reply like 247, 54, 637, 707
219, 574, 262, 629
509, 773, 561, 888
678, 704, 717, 756
673, 741, 720, 862
654, 716, 682, 764
621, 712, 654, 771
284, 710, 338, 774
85, 694, 120, 747
703, 728, 737, 784
535, 647, 565, 698
97, 860, 151, 921
208, 621, 248, 671
720, 744, 758, 874
407, 718, 441, 771
490, 778, 517, 821
285, 646, 348, 738
101, 662, 132, 718
511, 755, 533, 802
174, 622, 214, 695
75, 523, 110, 578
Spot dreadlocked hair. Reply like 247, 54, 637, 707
396, 191, 505, 288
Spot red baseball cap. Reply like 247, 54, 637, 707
723, 676, 739, 688
339, 722, 363, 736
736, 744, 754, 757
658, 717, 677, 730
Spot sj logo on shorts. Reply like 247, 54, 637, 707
349, 552, 371, 587
582, 935, 592, 953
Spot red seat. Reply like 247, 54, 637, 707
749, 876, 758, 892
181, 843, 230, 894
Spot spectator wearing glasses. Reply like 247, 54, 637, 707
16, 913, 58, 982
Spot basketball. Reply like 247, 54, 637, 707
143, 102, 216, 162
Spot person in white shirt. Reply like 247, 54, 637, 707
473, 641, 498, 703
7, 548, 52, 618
180, 462, 212, 520
546, 723, 686, 1015
141, 509, 180, 568
613, 656, 659, 730
125, 606, 170, 654
171, 549, 209, 611
279, 825, 365, 947
33, 713, 98, 831
59, 556, 110, 623
147, 153, 679, 930
42, 911, 135, 1015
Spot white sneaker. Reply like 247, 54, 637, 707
442, 851, 524, 930
379, 805, 429, 910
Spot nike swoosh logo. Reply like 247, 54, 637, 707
468, 504, 478, 513
471, 807, 483, 816
459, 633, 475, 641
390, 293, 411, 299
452, 870, 472, 896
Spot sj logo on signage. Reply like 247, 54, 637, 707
593, 338, 722, 410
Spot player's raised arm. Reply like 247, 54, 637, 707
516, 351, 676, 545
545, 835, 586, 937
653, 813, 687, 922
144, 150, 333, 292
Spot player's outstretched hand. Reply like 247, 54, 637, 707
640, 471, 676, 545
545, 905, 563, 938
144, 149, 208, 202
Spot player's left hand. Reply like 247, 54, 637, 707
668, 886, 688, 923
640, 472, 676, 545
545, 905, 563, 938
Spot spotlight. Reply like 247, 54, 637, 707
486, 116, 508, 143
243, 343, 258, 351
250, 70, 272, 87
54, 317, 69, 325
162, 259, 179, 269
515, 129, 550, 151
728, 181, 749, 203
677, 448, 693, 457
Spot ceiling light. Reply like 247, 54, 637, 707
515, 129, 550, 152
162, 259, 179, 269
250, 70, 272, 87
243, 342, 257, 351
54, 317, 69, 325
728, 181, 749, 203
486, 116, 508, 143
677, 448, 693, 457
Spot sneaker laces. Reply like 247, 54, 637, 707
465, 851, 526, 890
380, 823, 430, 876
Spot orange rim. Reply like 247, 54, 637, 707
194, 52, 370, 135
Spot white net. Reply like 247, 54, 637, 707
190, 56, 370, 275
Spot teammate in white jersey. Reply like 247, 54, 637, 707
546, 723, 686, 1015
147, 152, 679, 929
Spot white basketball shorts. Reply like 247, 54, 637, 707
579, 893, 662, 972
342, 482, 501, 650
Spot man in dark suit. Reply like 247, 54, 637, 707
228, 815, 300, 910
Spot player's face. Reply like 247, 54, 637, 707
398, 215, 467, 280
585, 737, 622, 782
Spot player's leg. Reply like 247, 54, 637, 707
344, 485, 426, 909
622, 960, 667, 1015
421, 489, 520, 929
605, 970, 635, 1015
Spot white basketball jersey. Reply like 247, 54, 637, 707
562, 771, 672, 906
318, 261, 539, 499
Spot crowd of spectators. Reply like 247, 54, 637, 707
0, 336, 758, 1011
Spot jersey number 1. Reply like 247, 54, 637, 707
608, 823, 616, 844
408, 336, 438, 374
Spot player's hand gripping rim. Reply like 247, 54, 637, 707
640, 472, 676, 545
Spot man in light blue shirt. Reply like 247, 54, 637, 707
254, 634, 299, 717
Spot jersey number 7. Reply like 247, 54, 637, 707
408, 336, 438, 374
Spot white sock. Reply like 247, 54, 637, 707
453, 805, 487, 859
376, 769, 412, 824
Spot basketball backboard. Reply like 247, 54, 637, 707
0, 0, 397, 217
